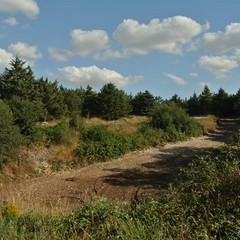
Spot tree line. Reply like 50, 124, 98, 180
0, 57, 240, 135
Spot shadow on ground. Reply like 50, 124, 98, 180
102, 119, 239, 191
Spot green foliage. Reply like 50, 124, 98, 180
1, 135, 240, 239
76, 125, 134, 163
0, 100, 22, 167
82, 85, 100, 118
131, 90, 156, 116
199, 84, 213, 115
151, 102, 203, 138
98, 83, 132, 120
0, 57, 38, 101
76, 122, 189, 165
7, 96, 46, 136
37, 78, 67, 120
30, 121, 74, 146
61, 87, 84, 115
69, 112, 85, 131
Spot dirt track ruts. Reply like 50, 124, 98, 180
0, 119, 239, 213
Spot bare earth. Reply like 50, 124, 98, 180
0, 119, 239, 213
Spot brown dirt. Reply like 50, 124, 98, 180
0, 119, 239, 214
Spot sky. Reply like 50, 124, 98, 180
0, 0, 240, 99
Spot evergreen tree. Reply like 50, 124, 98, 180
82, 85, 100, 118
0, 100, 22, 167
131, 90, 156, 116
37, 78, 67, 119
7, 96, 44, 135
169, 94, 185, 108
0, 57, 38, 101
98, 83, 132, 120
233, 89, 240, 117
199, 85, 213, 115
186, 92, 201, 116
61, 87, 84, 115
212, 88, 231, 117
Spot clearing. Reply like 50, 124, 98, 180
0, 119, 239, 214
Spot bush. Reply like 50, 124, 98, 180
69, 112, 85, 131
151, 102, 203, 138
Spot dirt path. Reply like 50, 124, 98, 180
0, 119, 239, 213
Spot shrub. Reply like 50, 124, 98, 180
69, 112, 85, 131
151, 102, 203, 138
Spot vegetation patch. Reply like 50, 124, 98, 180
1, 131, 240, 239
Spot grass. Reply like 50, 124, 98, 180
194, 115, 218, 134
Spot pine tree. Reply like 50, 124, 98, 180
0, 100, 22, 167
131, 90, 156, 116
0, 57, 38, 101
98, 83, 132, 120
199, 85, 213, 115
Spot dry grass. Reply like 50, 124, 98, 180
195, 115, 218, 134
48, 144, 77, 171
85, 115, 149, 133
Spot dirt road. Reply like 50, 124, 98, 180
0, 119, 239, 213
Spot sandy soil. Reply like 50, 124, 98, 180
0, 119, 239, 213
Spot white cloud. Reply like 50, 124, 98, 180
48, 48, 72, 62
93, 49, 125, 60
0, 48, 13, 68
198, 55, 238, 79
189, 72, 198, 78
233, 48, 240, 60
113, 16, 209, 55
202, 22, 240, 53
3, 17, 18, 26
165, 73, 187, 85
0, 0, 39, 19
8, 42, 42, 59
0, 48, 33, 69
57, 65, 143, 88
71, 29, 110, 56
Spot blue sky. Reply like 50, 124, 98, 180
0, 0, 240, 99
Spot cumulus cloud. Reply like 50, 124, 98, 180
0, 0, 39, 19
198, 55, 238, 79
0, 48, 33, 69
8, 42, 42, 59
57, 65, 143, 88
165, 73, 187, 85
0, 48, 13, 68
93, 49, 126, 60
189, 72, 198, 78
3, 17, 18, 26
202, 22, 240, 54
113, 16, 209, 55
233, 48, 240, 60
71, 29, 110, 56
48, 48, 72, 61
